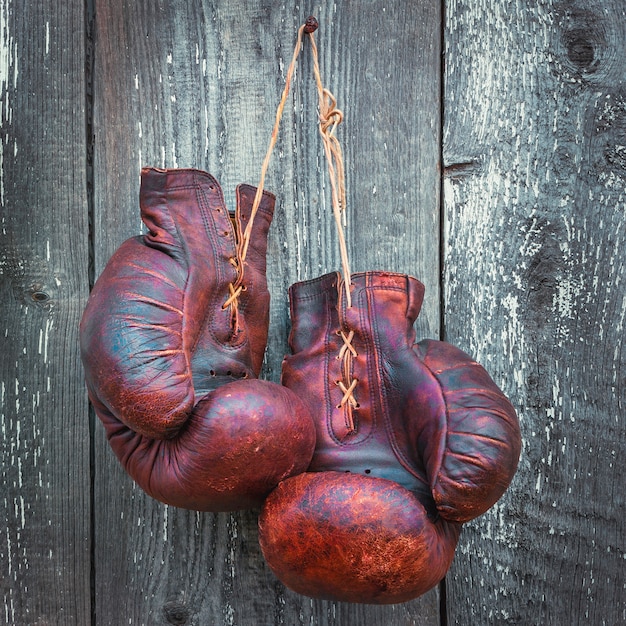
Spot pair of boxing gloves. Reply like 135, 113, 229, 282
80, 167, 521, 604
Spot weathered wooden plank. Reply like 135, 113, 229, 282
443, 0, 626, 623
93, 0, 442, 623
0, 0, 91, 623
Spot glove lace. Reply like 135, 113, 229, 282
336, 329, 358, 433
229, 17, 358, 428
223, 257, 243, 332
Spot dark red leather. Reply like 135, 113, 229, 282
80, 168, 315, 511
258, 271, 521, 603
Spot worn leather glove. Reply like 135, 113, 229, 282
80, 167, 315, 511
258, 271, 521, 603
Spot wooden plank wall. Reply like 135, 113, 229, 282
92, 1, 441, 625
0, 1, 92, 623
443, 1, 626, 624
0, 0, 623, 624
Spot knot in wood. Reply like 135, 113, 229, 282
31, 290, 50, 302
564, 30, 595, 70
162, 600, 190, 625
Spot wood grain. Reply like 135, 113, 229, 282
443, 0, 626, 623
2, 0, 623, 623
92, 0, 442, 623
0, 0, 91, 623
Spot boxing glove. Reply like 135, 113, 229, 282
258, 271, 521, 603
80, 167, 315, 511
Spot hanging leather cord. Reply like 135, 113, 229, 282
226, 17, 358, 427
307, 23, 358, 429
225, 16, 353, 317
308, 31, 352, 308
222, 22, 308, 326
240, 20, 309, 265
224, 20, 307, 325
306, 22, 358, 430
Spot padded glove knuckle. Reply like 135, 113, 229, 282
80, 168, 315, 511
259, 271, 521, 602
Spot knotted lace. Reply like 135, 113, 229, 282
308, 24, 358, 423
223, 21, 312, 328
230, 17, 358, 418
